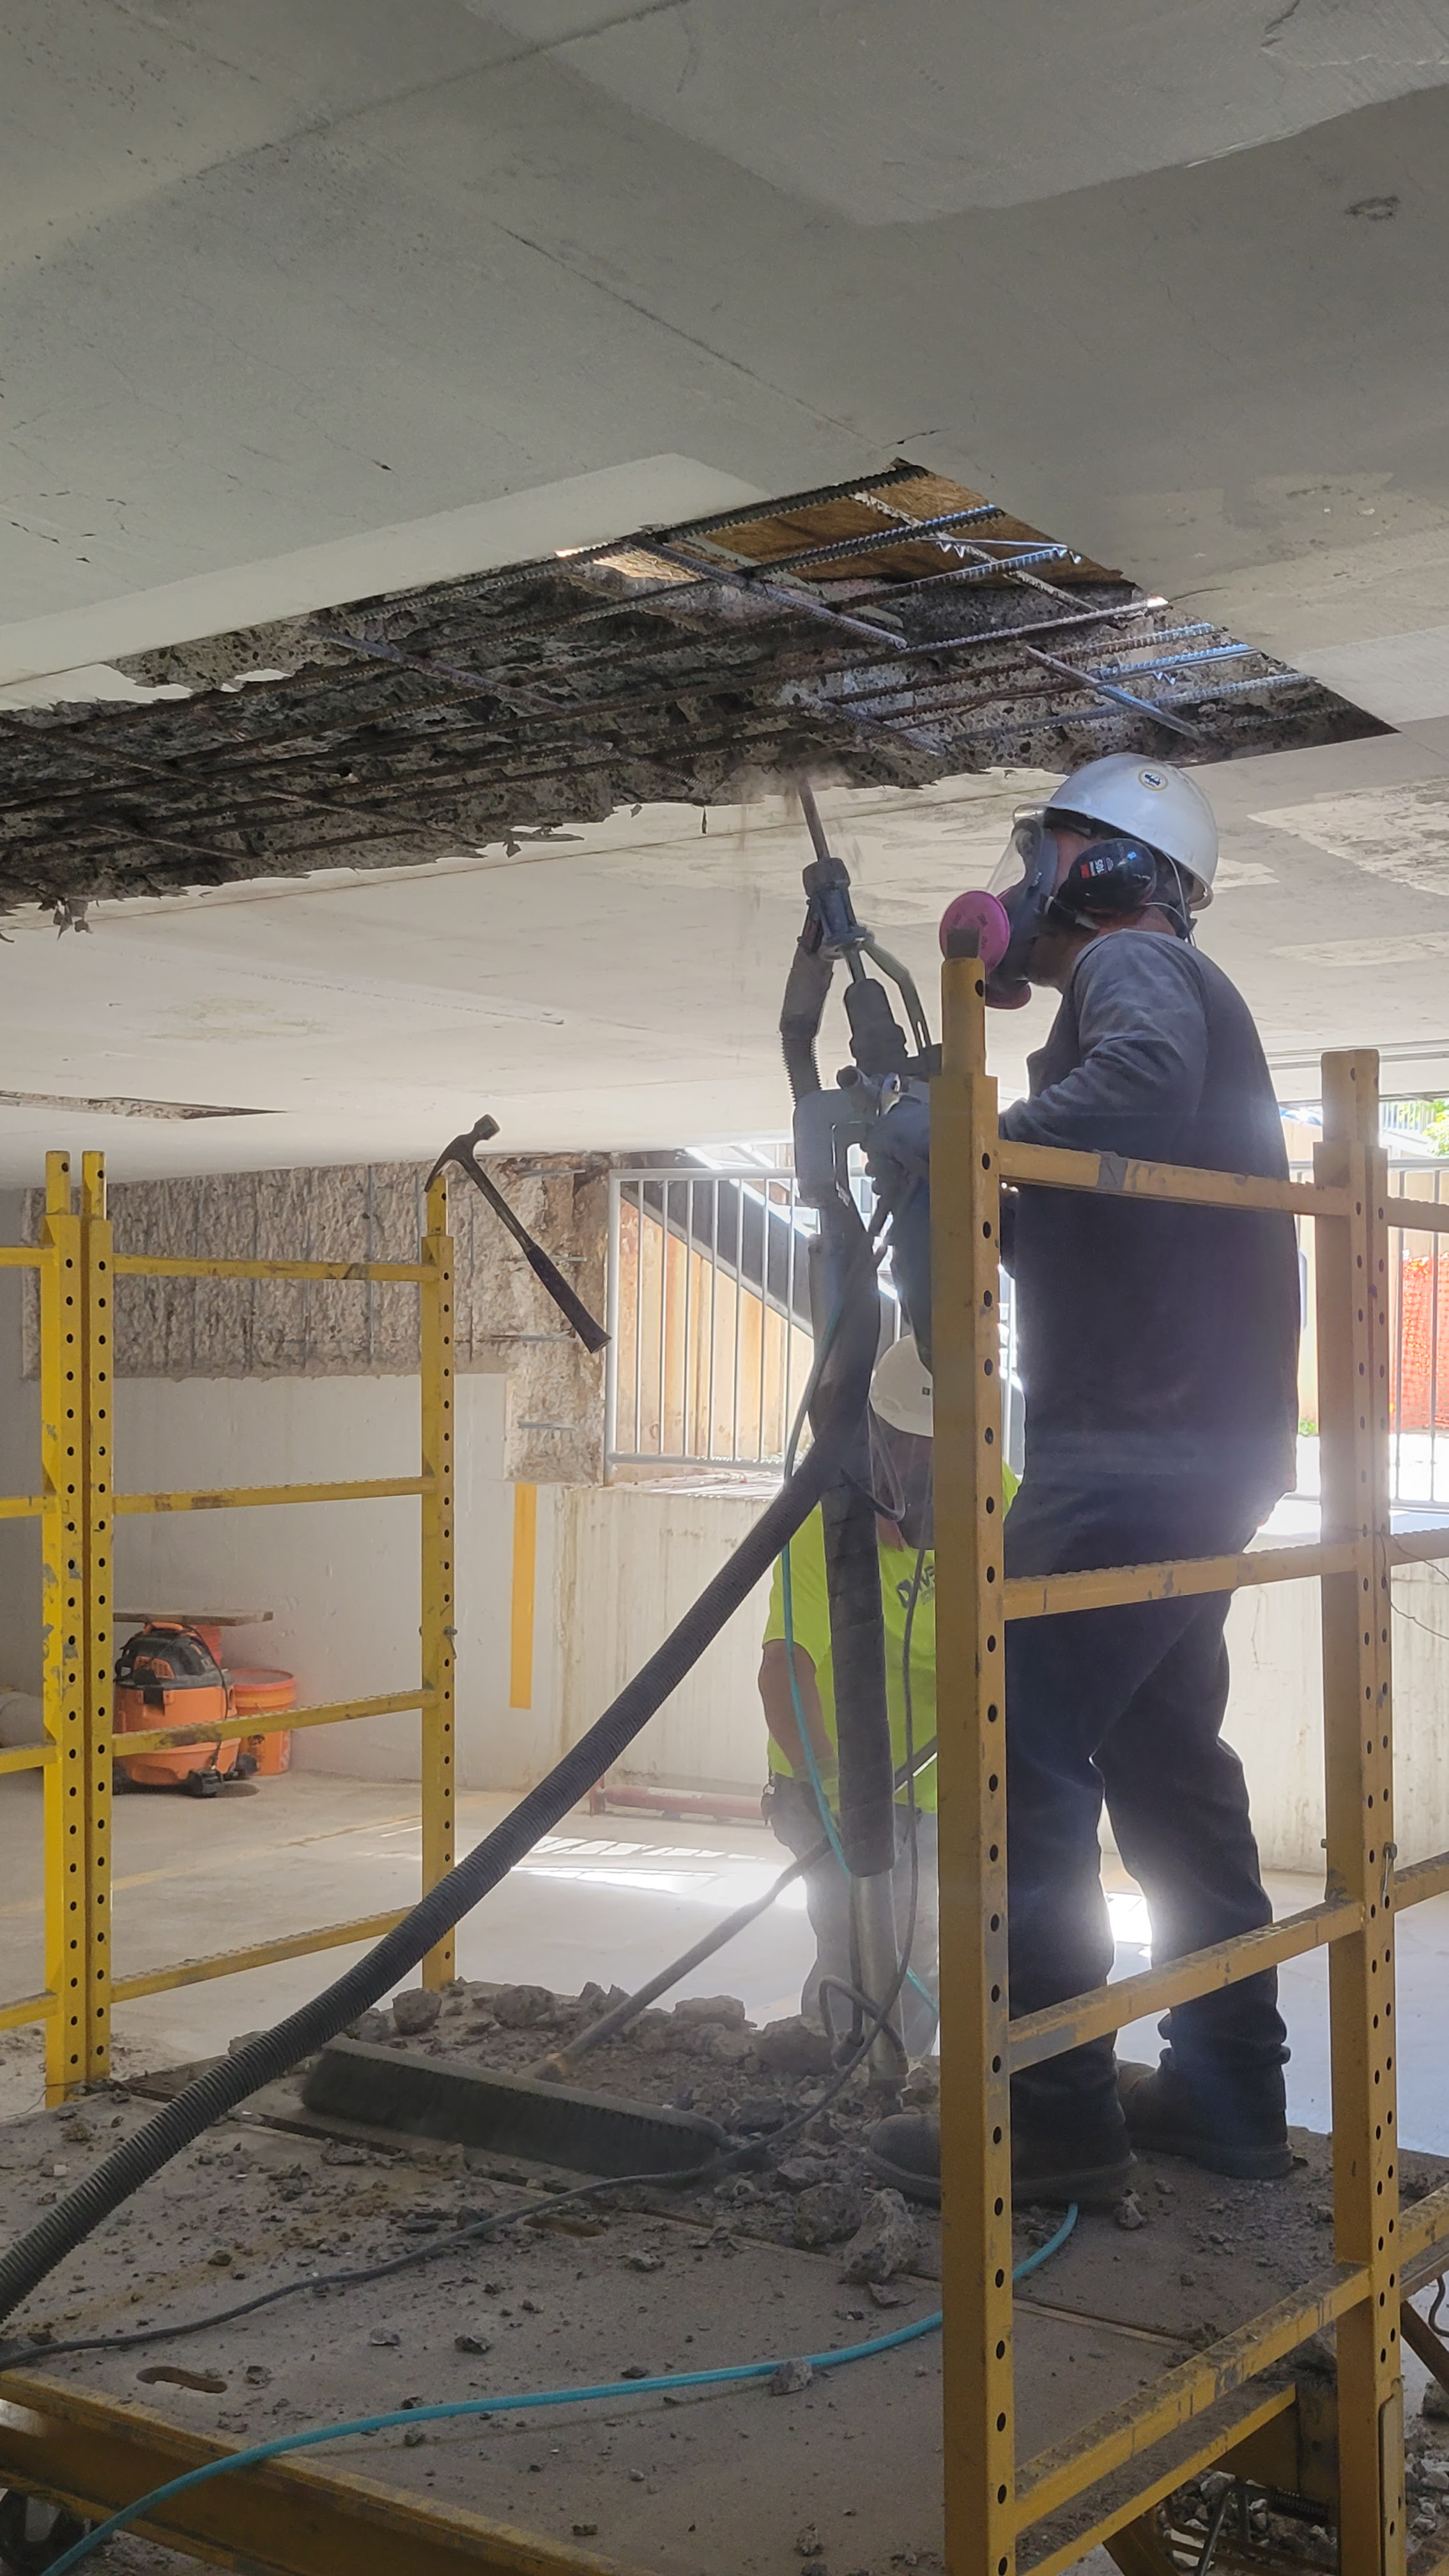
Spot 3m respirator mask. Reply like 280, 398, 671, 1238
939, 813, 1178, 1008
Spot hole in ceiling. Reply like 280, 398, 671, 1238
0, 457, 1385, 916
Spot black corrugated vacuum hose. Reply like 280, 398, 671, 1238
0, 1257, 879, 2331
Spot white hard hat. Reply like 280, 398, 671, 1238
1044, 755, 1219, 908
870, 1331, 933, 1439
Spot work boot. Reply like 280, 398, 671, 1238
866, 2112, 943, 2204
1118, 2055, 1292, 2181
866, 2108, 1132, 2209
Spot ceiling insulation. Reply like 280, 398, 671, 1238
0, 460, 1384, 914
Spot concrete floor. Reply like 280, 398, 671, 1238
1, 1767, 1447, 2152
0, 1772, 826, 2113
2, 1766, 1447, 2573
13, 2085, 1384, 2576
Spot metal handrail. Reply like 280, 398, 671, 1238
1009, 1897, 1363, 2074
1013, 1838, 1449, 2080
1015, 2262, 1369, 2527
1005, 1534, 1363, 1621
0, 1745, 52, 1778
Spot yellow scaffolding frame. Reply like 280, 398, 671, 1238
0, 1156, 456, 2100
933, 942, 1449, 2575
6, 985, 1449, 2569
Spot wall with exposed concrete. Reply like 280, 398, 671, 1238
20, 1157, 608, 1487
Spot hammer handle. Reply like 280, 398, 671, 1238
463, 1159, 610, 1356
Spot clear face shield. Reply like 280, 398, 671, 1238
939, 811, 1061, 1009
987, 811, 1053, 898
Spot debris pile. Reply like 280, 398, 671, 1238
356, 1977, 935, 2269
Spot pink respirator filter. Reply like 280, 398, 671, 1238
939, 887, 1011, 971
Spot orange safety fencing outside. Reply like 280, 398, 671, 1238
1396, 1252, 1449, 1430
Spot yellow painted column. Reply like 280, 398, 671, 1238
419, 1172, 456, 1989
509, 1482, 537, 1710
932, 941, 1015, 2576
1316, 1048, 1404, 2575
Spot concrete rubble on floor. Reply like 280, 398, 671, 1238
4, 1981, 1448, 2572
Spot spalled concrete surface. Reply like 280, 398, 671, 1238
17, 1151, 610, 1482
2, 473, 1372, 921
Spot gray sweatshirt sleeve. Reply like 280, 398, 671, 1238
997, 935, 1208, 1151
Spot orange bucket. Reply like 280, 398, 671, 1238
229, 1666, 296, 1775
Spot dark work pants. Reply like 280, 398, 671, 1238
1002, 1475, 1289, 2127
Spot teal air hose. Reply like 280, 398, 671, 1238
41, 2209, 1080, 2572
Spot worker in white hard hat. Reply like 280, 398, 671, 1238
759, 1332, 1016, 2060
969, 752, 1223, 1013
871, 756, 1301, 2209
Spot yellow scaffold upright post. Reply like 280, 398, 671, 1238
39, 1154, 91, 2101
77, 1152, 114, 2086
931, 933, 1016, 2576
419, 1169, 457, 1988
1316, 1050, 1404, 2573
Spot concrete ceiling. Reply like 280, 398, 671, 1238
3, 1, 1449, 709
4, 1, 1449, 1181
2, 728, 1448, 1185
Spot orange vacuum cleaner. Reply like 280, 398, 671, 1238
114, 1622, 244, 1797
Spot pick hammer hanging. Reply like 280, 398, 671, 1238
426, 1114, 610, 1356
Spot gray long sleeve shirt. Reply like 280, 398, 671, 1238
997, 931, 1300, 1500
